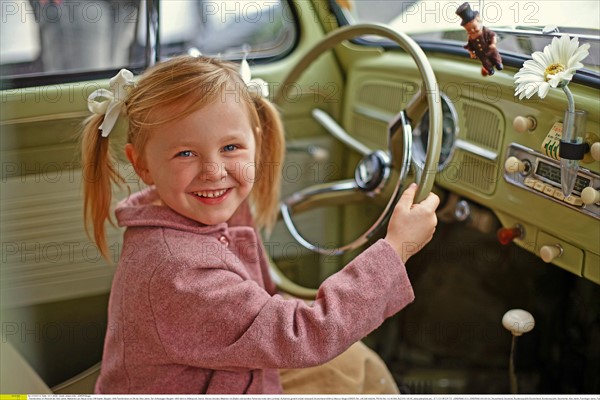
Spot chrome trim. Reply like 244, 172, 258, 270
492, 28, 599, 41
355, 150, 391, 195
145, 0, 161, 66
411, 92, 459, 170
283, 180, 358, 208
455, 139, 498, 161
281, 180, 363, 255
0, 111, 89, 125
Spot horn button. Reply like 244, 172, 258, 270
355, 150, 391, 193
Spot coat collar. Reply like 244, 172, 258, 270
115, 187, 237, 236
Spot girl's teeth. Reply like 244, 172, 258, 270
195, 189, 226, 198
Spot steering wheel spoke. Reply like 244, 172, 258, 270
312, 108, 372, 156
282, 179, 363, 214
281, 178, 389, 255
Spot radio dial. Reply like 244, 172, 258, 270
581, 187, 600, 205
504, 156, 527, 174
591, 142, 600, 162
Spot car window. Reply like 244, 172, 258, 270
336, 0, 599, 73
155, 0, 297, 60
1, 0, 142, 76
0, 0, 297, 81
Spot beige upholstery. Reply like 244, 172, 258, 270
0, 340, 100, 394
0, 341, 52, 394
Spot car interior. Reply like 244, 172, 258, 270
1, 0, 599, 395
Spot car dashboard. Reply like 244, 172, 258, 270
340, 50, 599, 285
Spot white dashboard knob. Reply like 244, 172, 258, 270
591, 142, 600, 162
540, 244, 563, 263
513, 116, 536, 133
502, 309, 535, 336
581, 187, 600, 205
504, 156, 526, 174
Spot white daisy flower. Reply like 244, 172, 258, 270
514, 35, 590, 99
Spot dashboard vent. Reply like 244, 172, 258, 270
455, 152, 498, 195
358, 82, 407, 113
462, 103, 502, 150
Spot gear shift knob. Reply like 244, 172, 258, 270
503, 309, 535, 394
502, 309, 535, 336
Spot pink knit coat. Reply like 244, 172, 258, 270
95, 187, 414, 394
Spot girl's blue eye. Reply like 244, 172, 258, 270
176, 150, 194, 157
223, 144, 237, 152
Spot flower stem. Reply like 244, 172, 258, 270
563, 85, 575, 114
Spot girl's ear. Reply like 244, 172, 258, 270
125, 143, 154, 185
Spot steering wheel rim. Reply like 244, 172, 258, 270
274, 23, 442, 258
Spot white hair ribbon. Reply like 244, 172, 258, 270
87, 69, 135, 137
240, 54, 269, 98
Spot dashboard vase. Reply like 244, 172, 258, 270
560, 109, 587, 197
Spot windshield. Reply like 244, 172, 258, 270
343, 0, 600, 72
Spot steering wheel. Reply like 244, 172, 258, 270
271, 24, 442, 295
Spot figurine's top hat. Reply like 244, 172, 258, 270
456, 2, 479, 26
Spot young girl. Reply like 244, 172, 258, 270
82, 55, 439, 394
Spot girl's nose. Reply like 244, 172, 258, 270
200, 161, 227, 182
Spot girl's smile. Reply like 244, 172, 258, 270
191, 188, 231, 205
193, 188, 229, 199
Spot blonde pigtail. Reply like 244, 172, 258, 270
81, 115, 125, 261
251, 97, 285, 234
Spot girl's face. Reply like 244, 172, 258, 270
129, 95, 257, 226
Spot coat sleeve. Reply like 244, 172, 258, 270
148, 238, 414, 370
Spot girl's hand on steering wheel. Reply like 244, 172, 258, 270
385, 183, 440, 263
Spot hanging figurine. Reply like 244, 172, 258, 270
456, 2, 503, 76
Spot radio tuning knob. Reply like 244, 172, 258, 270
581, 187, 600, 205
504, 156, 526, 174
540, 244, 563, 263
513, 116, 537, 133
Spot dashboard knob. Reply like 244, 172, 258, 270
504, 156, 526, 174
591, 142, 600, 161
581, 187, 600, 205
454, 200, 471, 222
502, 309, 535, 336
513, 116, 536, 133
540, 244, 563, 263
497, 225, 523, 245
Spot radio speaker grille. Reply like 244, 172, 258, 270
358, 82, 408, 113
352, 113, 388, 149
462, 103, 502, 150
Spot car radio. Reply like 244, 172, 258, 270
503, 143, 600, 219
